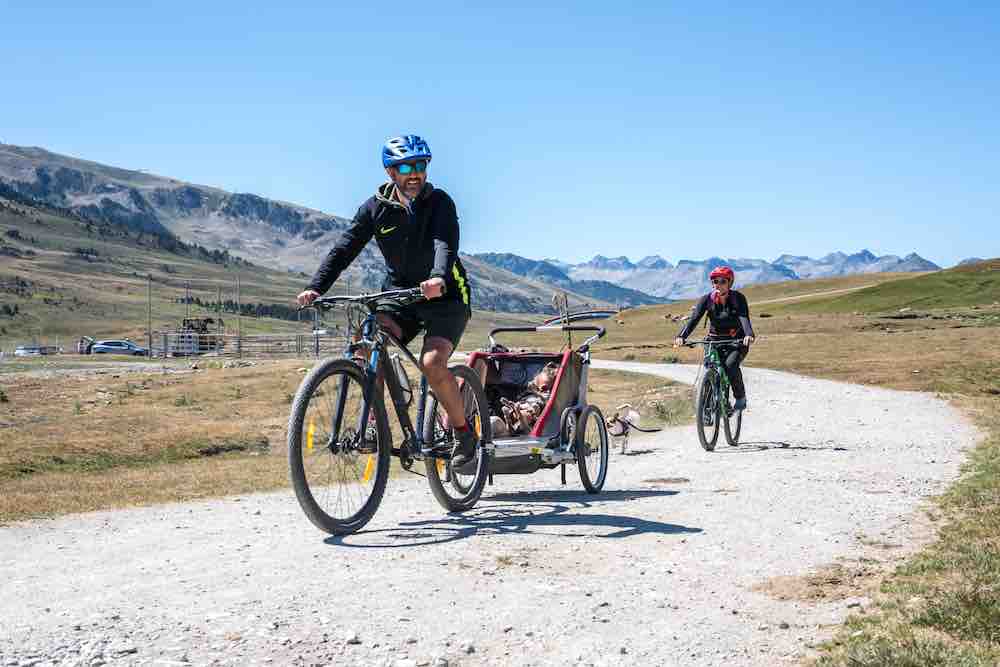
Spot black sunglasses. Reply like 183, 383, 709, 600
711, 278, 729, 285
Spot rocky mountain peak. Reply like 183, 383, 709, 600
637, 255, 671, 270
585, 255, 636, 271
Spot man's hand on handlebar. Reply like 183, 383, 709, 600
673, 337, 685, 348
296, 289, 320, 307
420, 278, 446, 300
743, 335, 756, 348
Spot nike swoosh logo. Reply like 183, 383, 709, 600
379, 226, 397, 235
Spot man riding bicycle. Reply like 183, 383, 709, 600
296, 135, 477, 467
673, 266, 755, 411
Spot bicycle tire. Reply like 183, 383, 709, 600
724, 387, 742, 446
288, 359, 391, 535
696, 369, 720, 451
576, 405, 609, 493
423, 364, 491, 512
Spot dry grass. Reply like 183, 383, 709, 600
584, 368, 690, 429
755, 558, 883, 603
0, 360, 304, 523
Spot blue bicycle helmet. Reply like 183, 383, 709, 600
381, 135, 432, 168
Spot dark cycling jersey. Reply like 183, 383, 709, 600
306, 182, 471, 306
677, 290, 754, 340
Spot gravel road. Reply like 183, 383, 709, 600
0, 361, 979, 667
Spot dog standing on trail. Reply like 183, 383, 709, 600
607, 403, 642, 454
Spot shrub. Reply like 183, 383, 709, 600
651, 399, 686, 425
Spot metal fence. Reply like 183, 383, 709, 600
148, 329, 347, 359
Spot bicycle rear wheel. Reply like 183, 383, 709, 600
724, 386, 742, 446
288, 359, 391, 535
423, 365, 491, 512
695, 369, 721, 451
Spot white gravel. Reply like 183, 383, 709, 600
0, 361, 980, 666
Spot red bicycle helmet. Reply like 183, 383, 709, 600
709, 265, 735, 284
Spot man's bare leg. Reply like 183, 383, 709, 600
377, 315, 465, 427
423, 335, 482, 469
421, 336, 465, 429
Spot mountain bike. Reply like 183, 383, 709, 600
683, 339, 744, 451
287, 288, 491, 535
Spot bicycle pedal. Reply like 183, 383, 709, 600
421, 445, 453, 459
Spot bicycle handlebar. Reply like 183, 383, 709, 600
301, 287, 425, 312
682, 338, 745, 348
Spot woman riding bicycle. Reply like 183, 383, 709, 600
673, 266, 755, 411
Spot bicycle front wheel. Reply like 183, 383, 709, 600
423, 365, 490, 512
695, 369, 721, 451
288, 359, 391, 535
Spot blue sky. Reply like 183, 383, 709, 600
2, 2, 998, 267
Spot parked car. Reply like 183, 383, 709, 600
13, 344, 60, 357
91, 340, 148, 356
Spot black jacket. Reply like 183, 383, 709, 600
306, 182, 471, 306
677, 290, 754, 340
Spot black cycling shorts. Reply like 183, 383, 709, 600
375, 298, 470, 349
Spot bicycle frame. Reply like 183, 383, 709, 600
703, 344, 732, 420
687, 339, 741, 419
334, 306, 437, 463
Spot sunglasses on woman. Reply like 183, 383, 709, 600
711, 278, 729, 285
395, 160, 428, 175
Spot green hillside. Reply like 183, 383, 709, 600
778, 259, 1000, 314
0, 198, 304, 349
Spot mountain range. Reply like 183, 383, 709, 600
473, 250, 939, 301
0, 143, 942, 309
